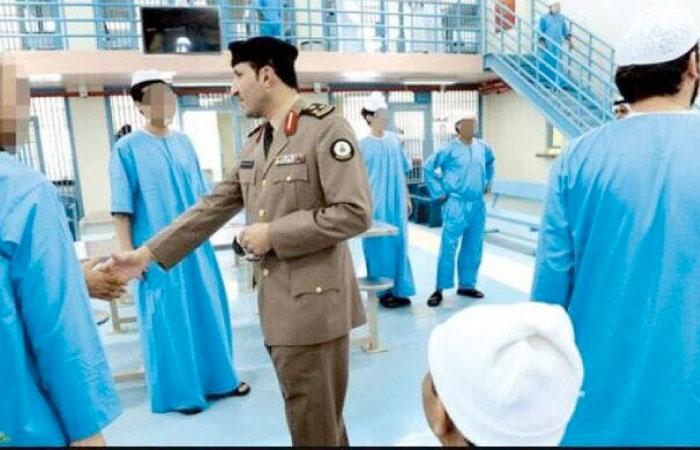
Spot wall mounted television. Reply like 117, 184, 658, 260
141, 7, 222, 54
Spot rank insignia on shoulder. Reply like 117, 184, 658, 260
301, 103, 336, 119
330, 139, 354, 162
275, 153, 306, 165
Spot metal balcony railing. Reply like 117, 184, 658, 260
0, 0, 482, 53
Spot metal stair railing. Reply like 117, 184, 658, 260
483, 0, 616, 133
532, 0, 616, 99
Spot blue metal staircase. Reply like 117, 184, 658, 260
481, 0, 617, 139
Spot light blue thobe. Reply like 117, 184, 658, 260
0, 153, 121, 445
424, 138, 494, 290
539, 13, 569, 86
360, 132, 416, 298
253, 0, 282, 37
532, 112, 700, 445
109, 130, 239, 413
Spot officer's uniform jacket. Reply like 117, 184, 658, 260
147, 99, 373, 346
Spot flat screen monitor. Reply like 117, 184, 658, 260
141, 7, 222, 54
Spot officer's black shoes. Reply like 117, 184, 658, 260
176, 407, 204, 415
379, 293, 412, 309
427, 290, 443, 307
457, 288, 485, 299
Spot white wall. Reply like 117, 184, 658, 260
483, 90, 553, 182
70, 97, 111, 217
557, 0, 700, 45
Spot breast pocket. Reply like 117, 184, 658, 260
269, 164, 309, 210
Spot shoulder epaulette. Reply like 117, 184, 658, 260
300, 103, 336, 119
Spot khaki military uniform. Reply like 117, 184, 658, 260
146, 98, 372, 445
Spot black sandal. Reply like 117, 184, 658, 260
176, 407, 204, 415
207, 382, 251, 400
231, 382, 251, 397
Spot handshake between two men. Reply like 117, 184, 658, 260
99, 222, 273, 284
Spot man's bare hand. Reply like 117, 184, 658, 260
82, 257, 127, 300
105, 246, 154, 283
239, 223, 271, 257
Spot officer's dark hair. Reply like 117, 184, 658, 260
361, 108, 375, 125
130, 80, 169, 103
616, 44, 699, 103
228, 39, 299, 90
240, 58, 299, 90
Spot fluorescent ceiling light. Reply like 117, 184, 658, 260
29, 73, 62, 83
172, 81, 230, 88
402, 80, 457, 86
342, 71, 381, 81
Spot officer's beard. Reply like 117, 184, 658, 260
691, 78, 699, 108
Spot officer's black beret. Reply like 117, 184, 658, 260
228, 36, 299, 69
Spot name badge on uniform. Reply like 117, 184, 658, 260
240, 160, 254, 169
274, 153, 306, 166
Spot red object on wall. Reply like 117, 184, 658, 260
495, 0, 516, 32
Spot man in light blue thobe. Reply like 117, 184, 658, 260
0, 56, 121, 446
538, 2, 571, 87
424, 111, 494, 307
252, 0, 283, 37
359, 92, 416, 308
110, 71, 248, 414
532, 8, 700, 445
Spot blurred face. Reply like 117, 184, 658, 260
456, 118, 476, 140
137, 83, 176, 128
230, 62, 272, 118
369, 108, 390, 131
0, 57, 30, 153
550, 2, 561, 14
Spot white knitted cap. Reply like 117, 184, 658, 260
428, 302, 584, 446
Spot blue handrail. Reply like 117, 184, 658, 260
532, 0, 617, 101
483, 0, 616, 135
0, 0, 482, 53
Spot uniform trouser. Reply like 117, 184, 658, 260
267, 334, 350, 446
436, 197, 486, 291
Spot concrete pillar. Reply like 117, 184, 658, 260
68, 96, 112, 216
217, 110, 235, 174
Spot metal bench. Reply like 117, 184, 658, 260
486, 179, 546, 232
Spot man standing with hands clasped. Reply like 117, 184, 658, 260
106, 36, 373, 446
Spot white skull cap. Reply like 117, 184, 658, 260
616, 6, 700, 66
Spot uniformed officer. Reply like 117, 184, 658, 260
106, 36, 373, 446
